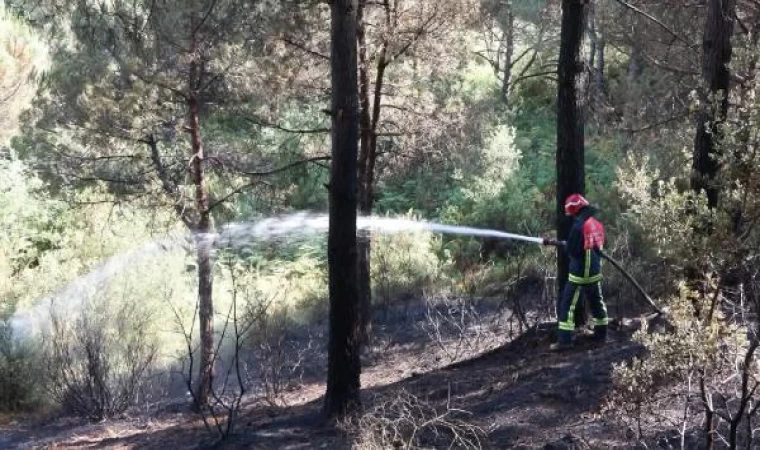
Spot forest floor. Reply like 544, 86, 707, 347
0, 298, 659, 449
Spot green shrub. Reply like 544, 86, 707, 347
606, 283, 747, 441
372, 224, 442, 307
250, 252, 329, 324
0, 324, 44, 412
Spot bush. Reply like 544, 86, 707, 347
232, 246, 329, 324
0, 158, 65, 318
420, 292, 491, 363
342, 389, 484, 450
371, 224, 442, 308
244, 304, 311, 405
201, 258, 320, 410
606, 99, 760, 445
43, 295, 158, 420
0, 324, 44, 412
606, 282, 754, 445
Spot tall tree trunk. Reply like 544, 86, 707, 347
365, 53, 385, 215
356, 0, 388, 344
189, 93, 215, 408
626, 46, 643, 93
691, 0, 735, 208
357, 0, 373, 344
556, 0, 587, 303
187, 16, 215, 408
592, 9, 606, 96
501, 0, 515, 105
324, 0, 361, 419
588, 9, 596, 81
595, 37, 605, 95
587, 7, 605, 105
623, 42, 644, 149
701, 375, 716, 450
705, 408, 715, 450
588, 21, 596, 70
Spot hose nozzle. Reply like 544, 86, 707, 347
542, 238, 566, 247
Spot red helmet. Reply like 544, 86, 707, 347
564, 193, 589, 216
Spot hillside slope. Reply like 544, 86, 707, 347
1, 321, 649, 449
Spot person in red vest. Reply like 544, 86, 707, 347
547, 194, 608, 351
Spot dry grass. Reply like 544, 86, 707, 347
341, 389, 485, 449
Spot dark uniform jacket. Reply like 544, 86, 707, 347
566, 206, 605, 285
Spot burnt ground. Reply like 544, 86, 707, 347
0, 304, 651, 450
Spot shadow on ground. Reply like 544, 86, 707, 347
24, 321, 645, 449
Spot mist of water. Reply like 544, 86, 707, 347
9, 238, 183, 340
213, 212, 543, 245
9, 212, 542, 338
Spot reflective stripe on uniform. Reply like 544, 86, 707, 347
585, 249, 591, 278
568, 273, 602, 285
559, 285, 582, 331
594, 283, 608, 328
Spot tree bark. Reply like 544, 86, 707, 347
501, 0, 515, 105
187, 17, 215, 408
587, 6, 605, 106
189, 93, 215, 409
701, 374, 716, 450
324, 0, 361, 419
556, 0, 587, 304
691, 0, 735, 208
356, 0, 389, 344
626, 44, 643, 97
357, 0, 373, 344
595, 37, 605, 95
589, 21, 595, 70
623, 42, 644, 149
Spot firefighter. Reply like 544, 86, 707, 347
547, 194, 608, 351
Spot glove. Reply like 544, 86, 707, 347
542, 236, 566, 247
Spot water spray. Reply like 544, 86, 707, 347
360, 216, 661, 314
10, 213, 662, 339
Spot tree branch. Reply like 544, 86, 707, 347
472, 51, 500, 72
619, 111, 692, 133
510, 70, 557, 86
240, 155, 331, 177
389, 11, 440, 63
146, 135, 194, 228
612, 0, 700, 53
244, 117, 330, 134
640, 50, 699, 76
194, 0, 220, 34
511, 47, 542, 85
207, 180, 266, 212
280, 37, 329, 61
207, 155, 331, 212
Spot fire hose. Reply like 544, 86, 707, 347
541, 238, 662, 314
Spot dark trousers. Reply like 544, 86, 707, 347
557, 281, 607, 344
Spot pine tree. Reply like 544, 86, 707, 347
324, 0, 362, 419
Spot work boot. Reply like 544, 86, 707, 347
578, 326, 595, 337
550, 341, 573, 352
553, 328, 574, 352
591, 325, 607, 344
